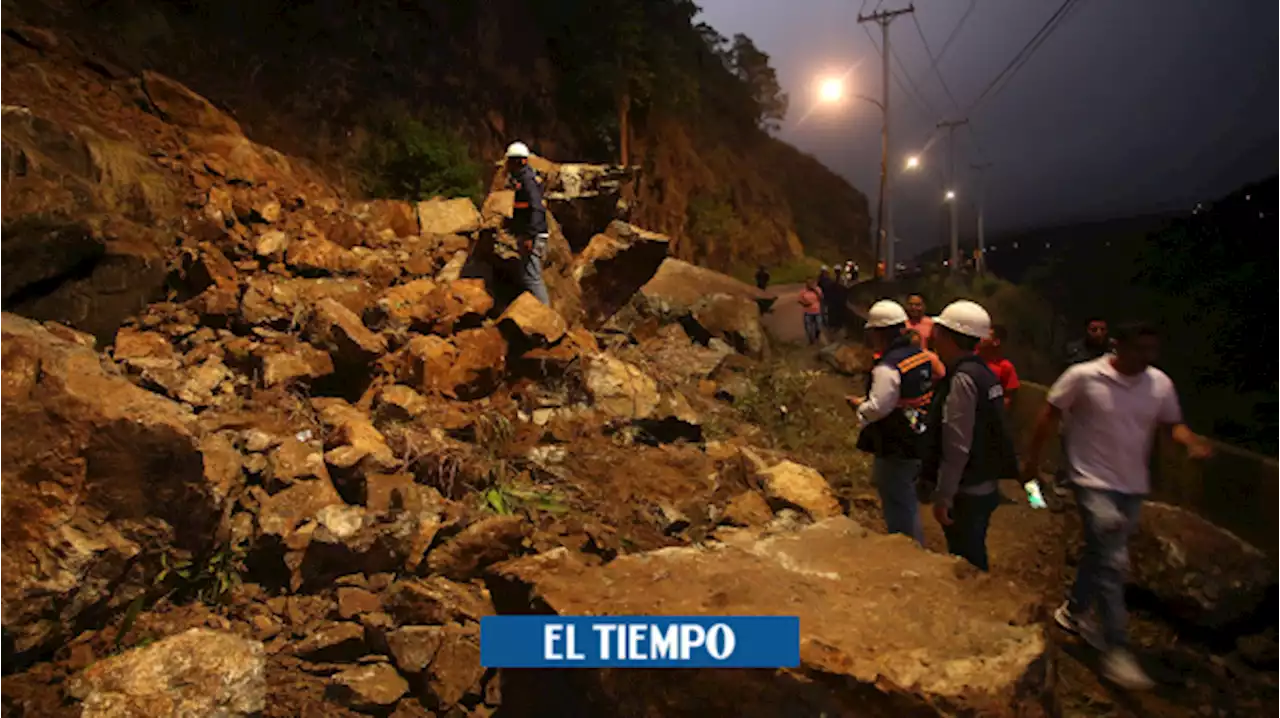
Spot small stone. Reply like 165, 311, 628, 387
337, 587, 383, 620
294, 622, 366, 662
328, 662, 408, 712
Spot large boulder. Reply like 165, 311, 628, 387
140, 71, 242, 136
583, 354, 660, 420
0, 315, 219, 661
571, 221, 670, 329
417, 197, 482, 236
488, 517, 1049, 717
1129, 501, 1276, 630
639, 259, 768, 316
690, 293, 769, 359
69, 629, 265, 717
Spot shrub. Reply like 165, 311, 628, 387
361, 118, 484, 203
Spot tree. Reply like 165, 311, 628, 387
727, 34, 788, 132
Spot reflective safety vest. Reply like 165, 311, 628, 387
855, 337, 936, 458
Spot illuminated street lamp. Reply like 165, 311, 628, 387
905, 155, 920, 171
944, 189, 956, 201
818, 77, 845, 104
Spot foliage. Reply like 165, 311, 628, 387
361, 116, 484, 203
686, 191, 744, 246
155, 543, 247, 605
726, 34, 789, 132
732, 256, 825, 286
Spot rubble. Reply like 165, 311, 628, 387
329, 662, 409, 711
488, 517, 1050, 717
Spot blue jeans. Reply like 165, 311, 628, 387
1069, 486, 1143, 649
803, 313, 823, 344
872, 457, 923, 544
942, 489, 1000, 571
520, 233, 550, 305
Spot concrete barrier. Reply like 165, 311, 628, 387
1012, 382, 1279, 557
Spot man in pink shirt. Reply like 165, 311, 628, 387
905, 293, 934, 350
1024, 322, 1212, 691
798, 279, 824, 345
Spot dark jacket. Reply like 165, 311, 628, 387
855, 336, 935, 459
1063, 339, 1107, 370
921, 354, 1019, 488
510, 164, 547, 235
755, 269, 770, 289
817, 274, 838, 305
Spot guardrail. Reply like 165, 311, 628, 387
1010, 383, 1279, 556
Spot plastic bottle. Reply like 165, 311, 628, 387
1024, 480, 1047, 509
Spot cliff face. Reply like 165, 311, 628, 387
5, 0, 870, 271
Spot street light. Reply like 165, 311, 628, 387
905, 155, 920, 170
818, 77, 845, 104
944, 190, 956, 201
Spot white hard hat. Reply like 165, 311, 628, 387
505, 141, 530, 158
934, 300, 991, 339
821, 265, 830, 271
865, 299, 908, 329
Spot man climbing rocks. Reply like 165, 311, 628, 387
504, 141, 550, 305
905, 293, 934, 350
1024, 322, 1212, 691
922, 301, 1019, 572
847, 300, 936, 545
798, 279, 824, 345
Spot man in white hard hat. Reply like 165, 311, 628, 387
920, 300, 1019, 572
504, 141, 550, 305
1023, 321, 1212, 691
847, 299, 937, 545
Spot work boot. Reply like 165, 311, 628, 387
1101, 648, 1155, 691
1053, 601, 1104, 650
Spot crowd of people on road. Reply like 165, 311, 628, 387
846, 291, 1214, 691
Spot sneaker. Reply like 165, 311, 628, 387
1101, 648, 1155, 691
1053, 602, 1104, 649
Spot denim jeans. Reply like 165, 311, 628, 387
872, 457, 923, 544
520, 233, 550, 305
803, 312, 823, 344
942, 489, 1000, 571
1069, 485, 1143, 649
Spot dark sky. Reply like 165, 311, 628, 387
697, 0, 1278, 258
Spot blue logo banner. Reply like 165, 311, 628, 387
480, 615, 800, 668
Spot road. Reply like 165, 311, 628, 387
760, 281, 873, 345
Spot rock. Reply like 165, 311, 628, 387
436, 250, 469, 283
583, 354, 659, 420
337, 587, 384, 620
295, 621, 367, 662
305, 298, 387, 364
140, 71, 243, 135
1129, 501, 1276, 630
721, 491, 775, 528
637, 324, 733, 384
422, 624, 485, 708
571, 221, 670, 329
267, 438, 330, 486
378, 278, 438, 327
755, 459, 842, 520
387, 626, 445, 673
376, 384, 431, 420
498, 292, 568, 346
691, 293, 768, 359
432, 279, 495, 333
254, 479, 344, 540
366, 473, 444, 515
328, 662, 409, 712
315, 398, 397, 472
427, 515, 528, 580
112, 327, 176, 368
384, 577, 495, 626
1236, 627, 1278, 668
70, 629, 264, 718
639, 259, 768, 314
287, 236, 356, 275
353, 199, 419, 239
260, 341, 335, 386
442, 327, 507, 400
255, 229, 289, 257
488, 518, 1048, 717
1, 315, 216, 661
635, 392, 702, 443
819, 342, 874, 376
417, 198, 482, 235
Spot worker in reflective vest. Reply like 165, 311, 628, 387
504, 141, 550, 305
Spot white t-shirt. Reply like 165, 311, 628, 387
1047, 356, 1184, 494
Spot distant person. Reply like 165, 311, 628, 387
817, 266, 838, 328
848, 300, 936, 545
504, 141, 550, 304
755, 265, 770, 290
852, 262, 861, 282
905, 293, 934, 350
798, 279, 824, 345
978, 324, 1020, 409
922, 301, 1019, 572
1024, 322, 1212, 691
1064, 317, 1111, 369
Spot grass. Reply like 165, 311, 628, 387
731, 255, 827, 287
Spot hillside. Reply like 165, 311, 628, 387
3, 0, 871, 271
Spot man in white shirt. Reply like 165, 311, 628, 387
1024, 322, 1212, 690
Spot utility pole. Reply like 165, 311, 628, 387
858, 4, 914, 282
937, 118, 968, 275
971, 162, 993, 274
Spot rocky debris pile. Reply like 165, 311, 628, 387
1129, 501, 1277, 631
488, 517, 1050, 718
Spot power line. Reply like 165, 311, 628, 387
911, 12, 961, 115
965, 0, 1086, 114
860, 21, 939, 122
935, 0, 977, 65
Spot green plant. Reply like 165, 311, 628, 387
482, 483, 569, 516
361, 117, 484, 203
155, 542, 247, 606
